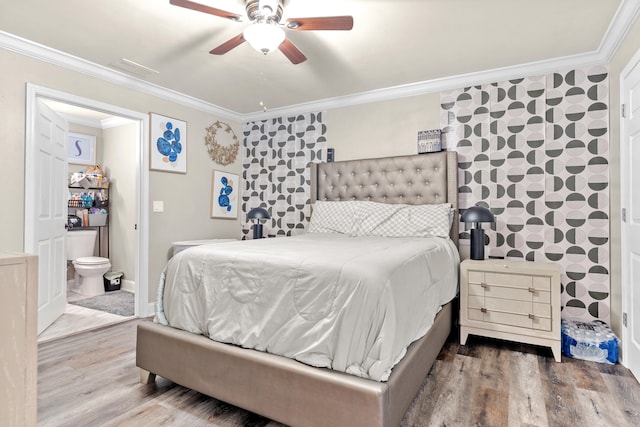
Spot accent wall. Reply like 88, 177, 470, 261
241, 113, 327, 238
441, 66, 610, 323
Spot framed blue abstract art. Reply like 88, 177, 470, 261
150, 112, 187, 173
211, 170, 239, 219
67, 133, 96, 166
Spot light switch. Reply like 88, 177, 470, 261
153, 201, 164, 212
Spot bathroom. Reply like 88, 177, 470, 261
46, 100, 138, 338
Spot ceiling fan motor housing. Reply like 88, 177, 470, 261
246, 0, 283, 23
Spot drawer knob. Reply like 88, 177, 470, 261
529, 313, 536, 319
528, 287, 536, 293
481, 307, 488, 313
481, 282, 488, 289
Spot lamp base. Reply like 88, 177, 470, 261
470, 228, 486, 260
253, 223, 264, 239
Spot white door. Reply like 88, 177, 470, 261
622, 51, 640, 381
32, 99, 68, 334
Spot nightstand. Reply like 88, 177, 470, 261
460, 259, 562, 362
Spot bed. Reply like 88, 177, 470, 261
136, 151, 459, 427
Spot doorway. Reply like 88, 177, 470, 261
621, 49, 640, 381
25, 84, 151, 335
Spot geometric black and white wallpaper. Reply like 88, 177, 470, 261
241, 112, 327, 239
441, 66, 610, 323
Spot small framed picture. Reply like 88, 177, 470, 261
68, 133, 96, 165
150, 113, 187, 173
417, 129, 442, 154
211, 170, 239, 219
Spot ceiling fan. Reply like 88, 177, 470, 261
169, 0, 354, 64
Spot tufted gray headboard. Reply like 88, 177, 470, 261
310, 151, 458, 246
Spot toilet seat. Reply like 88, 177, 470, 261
74, 256, 110, 265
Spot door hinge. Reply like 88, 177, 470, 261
622, 208, 627, 223
135, 224, 138, 230
623, 312, 628, 327
622, 103, 627, 118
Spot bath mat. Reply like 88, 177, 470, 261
69, 290, 134, 317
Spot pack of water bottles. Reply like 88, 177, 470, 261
561, 318, 619, 364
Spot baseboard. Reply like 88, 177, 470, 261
121, 279, 135, 293
114, 280, 155, 318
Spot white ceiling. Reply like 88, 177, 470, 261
0, 0, 634, 118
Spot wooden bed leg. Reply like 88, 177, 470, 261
139, 369, 156, 384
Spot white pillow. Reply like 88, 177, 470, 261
307, 201, 359, 234
353, 201, 452, 238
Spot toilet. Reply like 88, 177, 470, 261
66, 229, 111, 297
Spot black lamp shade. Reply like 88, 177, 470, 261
247, 207, 270, 221
247, 207, 270, 239
461, 206, 495, 260
460, 206, 495, 225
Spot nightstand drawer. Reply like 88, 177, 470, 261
469, 308, 533, 329
485, 272, 532, 288
468, 296, 552, 331
468, 308, 552, 331
468, 283, 551, 304
470, 271, 551, 292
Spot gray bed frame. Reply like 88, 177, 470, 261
137, 151, 458, 427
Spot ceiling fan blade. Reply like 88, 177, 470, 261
279, 38, 307, 64
285, 16, 354, 31
210, 34, 246, 55
169, 0, 242, 21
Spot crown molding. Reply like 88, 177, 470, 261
600, 0, 640, 63
242, 0, 640, 121
0, 30, 241, 122
242, 50, 604, 122
2, 0, 639, 124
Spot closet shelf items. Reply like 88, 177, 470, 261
69, 172, 109, 189
68, 187, 109, 209
68, 186, 109, 228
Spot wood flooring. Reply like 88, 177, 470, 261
37, 302, 133, 344
38, 318, 640, 426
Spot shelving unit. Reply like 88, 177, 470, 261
68, 185, 109, 258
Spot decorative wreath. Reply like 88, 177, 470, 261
205, 121, 240, 166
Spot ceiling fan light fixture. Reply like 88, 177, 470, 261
243, 22, 285, 54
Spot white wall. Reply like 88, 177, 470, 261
102, 122, 137, 289
326, 93, 441, 161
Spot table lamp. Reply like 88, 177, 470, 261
460, 205, 495, 260
247, 207, 271, 239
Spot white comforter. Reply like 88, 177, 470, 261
156, 233, 459, 381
